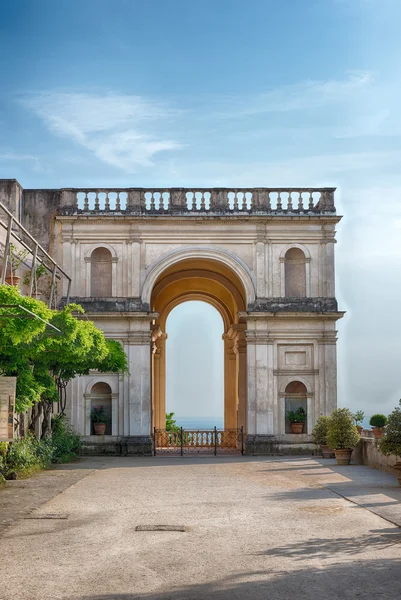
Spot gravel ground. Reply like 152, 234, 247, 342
0, 455, 400, 600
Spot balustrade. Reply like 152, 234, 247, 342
62, 187, 336, 215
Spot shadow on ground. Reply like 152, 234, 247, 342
75, 558, 401, 600
254, 527, 401, 559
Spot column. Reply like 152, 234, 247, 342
126, 320, 153, 436
235, 327, 247, 432
111, 393, 118, 435
111, 257, 118, 297
255, 240, 266, 298
245, 319, 272, 435
152, 328, 167, 429
131, 241, 141, 297
223, 334, 237, 429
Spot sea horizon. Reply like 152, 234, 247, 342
173, 416, 225, 429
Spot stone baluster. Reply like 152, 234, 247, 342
308, 191, 314, 210
277, 191, 282, 210
266, 190, 271, 210
233, 191, 239, 211
297, 192, 303, 211
105, 192, 110, 212
159, 191, 164, 211
94, 192, 100, 211
115, 193, 120, 211
83, 192, 89, 211
150, 191, 155, 211
287, 191, 293, 211
200, 191, 206, 211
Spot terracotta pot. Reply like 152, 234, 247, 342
321, 444, 333, 459
5, 275, 21, 287
93, 423, 106, 435
290, 422, 304, 434
372, 427, 385, 439
356, 426, 364, 435
334, 448, 353, 465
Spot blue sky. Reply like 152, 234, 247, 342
1, 0, 401, 421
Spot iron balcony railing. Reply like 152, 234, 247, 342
0, 202, 71, 308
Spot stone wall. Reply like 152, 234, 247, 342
352, 437, 401, 475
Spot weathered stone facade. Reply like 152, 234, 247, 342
0, 182, 344, 453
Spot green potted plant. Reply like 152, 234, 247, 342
370, 414, 387, 439
22, 264, 47, 298
326, 408, 360, 465
312, 415, 332, 458
287, 407, 306, 434
379, 401, 401, 485
353, 410, 365, 435
5, 243, 28, 286
90, 405, 110, 435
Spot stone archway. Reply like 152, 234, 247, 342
149, 257, 248, 432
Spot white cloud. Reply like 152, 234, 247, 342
211, 71, 373, 118
22, 92, 183, 172
0, 153, 39, 164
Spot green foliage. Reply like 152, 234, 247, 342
370, 414, 387, 428
286, 407, 306, 424
379, 401, 401, 457
311, 415, 330, 445
0, 286, 128, 413
0, 417, 81, 478
353, 410, 365, 426
166, 412, 180, 432
90, 405, 110, 424
48, 415, 81, 463
22, 264, 48, 287
4, 435, 51, 477
9, 243, 29, 273
326, 408, 360, 450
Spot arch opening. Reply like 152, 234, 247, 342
150, 257, 247, 431
166, 301, 224, 428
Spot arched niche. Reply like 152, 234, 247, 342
90, 247, 113, 297
284, 381, 308, 434
90, 381, 112, 435
284, 248, 307, 297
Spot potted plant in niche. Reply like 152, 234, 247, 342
90, 405, 110, 435
312, 415, 332, 458
370, 414, 387, 439
379, 401, 401, 485
326, 408, 360, 465
353, 410, 365, 435
287, 407, 306, 434
5, 243, 28, 286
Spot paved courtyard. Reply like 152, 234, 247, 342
1, 456, 401, 599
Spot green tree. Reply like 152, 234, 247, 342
166, 412, 180, 432
0, 286, 128, 436
379, 401, 401, 457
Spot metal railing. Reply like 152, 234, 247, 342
153, 427, 244, 456
0, 202, 71, 308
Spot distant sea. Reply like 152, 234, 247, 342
175, 417, 225, 429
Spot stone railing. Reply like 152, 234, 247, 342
60, 187, 336, 215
